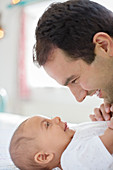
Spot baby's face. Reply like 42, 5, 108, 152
23, 116, 74, 157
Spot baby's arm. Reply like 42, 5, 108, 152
99, 117, 113, 154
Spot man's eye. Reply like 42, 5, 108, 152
71, 77, 79, 84
71, 79, 76, 84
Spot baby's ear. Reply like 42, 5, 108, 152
34, 151, 54, 165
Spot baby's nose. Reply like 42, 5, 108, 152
53, 117, 61, 124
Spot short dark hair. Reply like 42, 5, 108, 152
33, 0, 113, 66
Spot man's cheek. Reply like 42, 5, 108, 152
80, 81, 93, 90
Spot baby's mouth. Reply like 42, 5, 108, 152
64, 122, 68, 131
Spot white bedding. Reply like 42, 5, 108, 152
0, 113, 28, 170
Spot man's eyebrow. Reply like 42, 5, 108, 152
64, 75, 75, 86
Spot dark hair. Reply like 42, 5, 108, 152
33, 0, 113, 66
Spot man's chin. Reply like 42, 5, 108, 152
104, 98, 113, 104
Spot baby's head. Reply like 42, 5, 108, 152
9, 116, 74, 170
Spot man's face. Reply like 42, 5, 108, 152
44, 48, 113, 103
24, 116, 74, 157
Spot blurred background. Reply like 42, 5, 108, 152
0, 0, 112, 123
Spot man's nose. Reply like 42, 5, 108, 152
68, 85, 88, 102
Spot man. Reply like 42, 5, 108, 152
33, 0, 113, 121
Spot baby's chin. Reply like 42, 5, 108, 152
71, 129, 75, 138
68, 128, 75, 139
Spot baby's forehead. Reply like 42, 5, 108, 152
27, 115, 49, 123
25, 116, 40, 126
23, 115, 49, 132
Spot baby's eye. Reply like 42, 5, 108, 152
46, 121, 50, 128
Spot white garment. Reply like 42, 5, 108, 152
61, 121, 113, 170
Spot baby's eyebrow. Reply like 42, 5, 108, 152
22, 118, 30, 128
40, 119, 47, 129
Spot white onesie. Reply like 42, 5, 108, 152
60, 121, 113, 170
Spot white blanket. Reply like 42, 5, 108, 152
61, 121, 113, 170
0, 113, 27, 170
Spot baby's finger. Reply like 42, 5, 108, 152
89, 114, 97, 121
104, 101, 111, 113
110, 104, 113, 112
107, 117, 113, 129
94, 108, 104, 121
100, 104, 111, 121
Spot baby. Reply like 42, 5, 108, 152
9, 113, 113, 170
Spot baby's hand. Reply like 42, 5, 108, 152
89, 104, 112, 121
107, 117, 113, 129
104, 101, 113, 119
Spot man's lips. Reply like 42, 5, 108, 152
96, 89, 101, 96
90, 89, 101, 97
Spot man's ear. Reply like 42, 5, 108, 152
93, 32, 113, 56
34, 151, 54, 165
